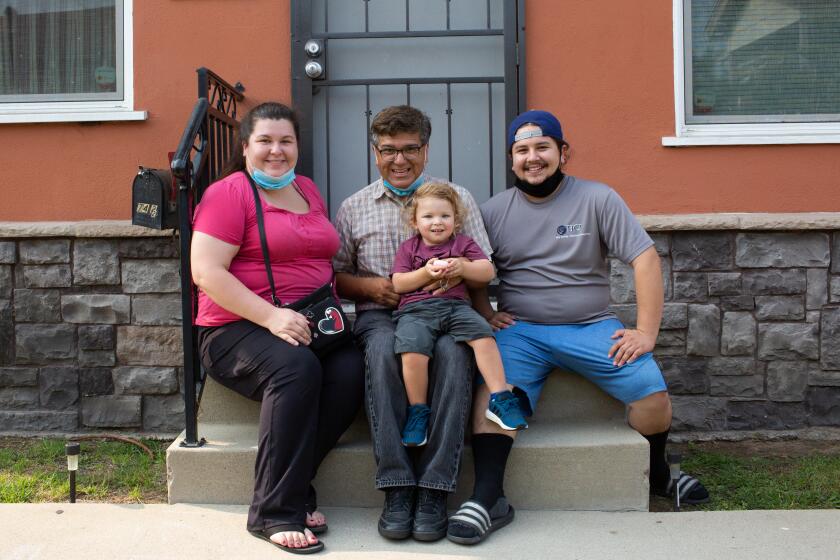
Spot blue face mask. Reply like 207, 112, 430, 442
383, 174, 425, 197
252, 167, 296, 190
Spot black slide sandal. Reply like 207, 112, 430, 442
447, 497, 515, 545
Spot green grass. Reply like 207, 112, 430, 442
0, 438, 169, 503
2, 438, 839, 509
680, 447, 840, 510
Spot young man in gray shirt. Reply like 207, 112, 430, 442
447, 110, 709, 545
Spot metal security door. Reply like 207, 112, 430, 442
291, 0, 525, 217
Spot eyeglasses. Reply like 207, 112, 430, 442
375, 144, 425, 161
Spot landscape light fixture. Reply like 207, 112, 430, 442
667, 451, 681, 512
66, 441, 80, 503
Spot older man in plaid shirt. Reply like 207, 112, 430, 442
334, 105, 491, 543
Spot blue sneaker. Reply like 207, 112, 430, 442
486, 391, 528, 431
402, 404, 431, 447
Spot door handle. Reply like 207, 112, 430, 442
305, 60, 324, 79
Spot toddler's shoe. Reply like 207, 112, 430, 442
486, 390, 528, 431
402, 404, 431, 446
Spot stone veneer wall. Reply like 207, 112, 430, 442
0, 215, 839, 436
0, 223, 184, 434
619, 214, 840, 433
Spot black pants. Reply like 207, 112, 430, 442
199, 320, 364, 531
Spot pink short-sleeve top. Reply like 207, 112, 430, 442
192, 171, 339, 326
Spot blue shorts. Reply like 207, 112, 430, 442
494, 318, 667, 416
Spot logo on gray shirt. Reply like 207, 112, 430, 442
556, 223, 589, 239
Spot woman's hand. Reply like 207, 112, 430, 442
265, 307, 312, 346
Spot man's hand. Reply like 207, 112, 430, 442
366, 277, 401, 308
608, 328, 656, 367
422, 274, 463, 295
487, 311, 516, 331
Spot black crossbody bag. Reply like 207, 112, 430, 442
247, 174, 351, 357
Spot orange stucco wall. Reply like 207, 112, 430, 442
526, 1, 840, 214
0, 0, 291, 221
0, 1, 837, 220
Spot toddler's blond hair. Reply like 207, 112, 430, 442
402, 182, 468, 235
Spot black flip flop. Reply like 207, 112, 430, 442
250, 525, 325, 555
306, 518, 328, 535
306, 487, 328, 534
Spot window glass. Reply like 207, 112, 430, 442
687, 0, 840, 123
0, 0, 121, 102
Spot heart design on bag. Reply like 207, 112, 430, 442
317, 307, 345, 335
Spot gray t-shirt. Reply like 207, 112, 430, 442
480, 175, 653, 324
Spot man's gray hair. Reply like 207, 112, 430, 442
370, 105, 432, 146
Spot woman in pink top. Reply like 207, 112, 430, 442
191, 102, 363, 555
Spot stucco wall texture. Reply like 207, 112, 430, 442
0, 1, 838, 220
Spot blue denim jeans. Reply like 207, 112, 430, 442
354, 309, 474, 492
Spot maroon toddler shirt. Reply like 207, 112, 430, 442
391, 233, 489, 309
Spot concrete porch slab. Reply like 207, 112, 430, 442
3, 503, 839, 560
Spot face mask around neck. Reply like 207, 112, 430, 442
383, 174, 425, 197
514, 166, 564, 198
252, 167, 296, 190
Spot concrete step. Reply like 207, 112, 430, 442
168, 371, 649, 511
192, 366, 627, 425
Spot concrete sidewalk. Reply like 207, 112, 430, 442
2, 504, 839, 560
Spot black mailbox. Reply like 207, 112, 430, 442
131, 167, 178, 230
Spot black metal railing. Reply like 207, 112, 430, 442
170, 68, 244, 446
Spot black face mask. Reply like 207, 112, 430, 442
514, 165, 564, 198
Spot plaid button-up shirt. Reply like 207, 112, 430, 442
333, 177, 492, 312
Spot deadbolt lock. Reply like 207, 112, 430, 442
304, 39, 323, 57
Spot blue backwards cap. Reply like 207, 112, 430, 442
506, 110, 563, 151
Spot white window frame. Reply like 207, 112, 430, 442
0, 0, 146, 124
663, 0, 840, 146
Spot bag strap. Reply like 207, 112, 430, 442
245, 173, 281, 307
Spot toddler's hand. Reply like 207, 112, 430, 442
488, 311, 516, 331
425, 259, 446, 278
441, 257, 464, 278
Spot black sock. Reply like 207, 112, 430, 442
644, 429, 670, 490
470, 433, 514, 509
